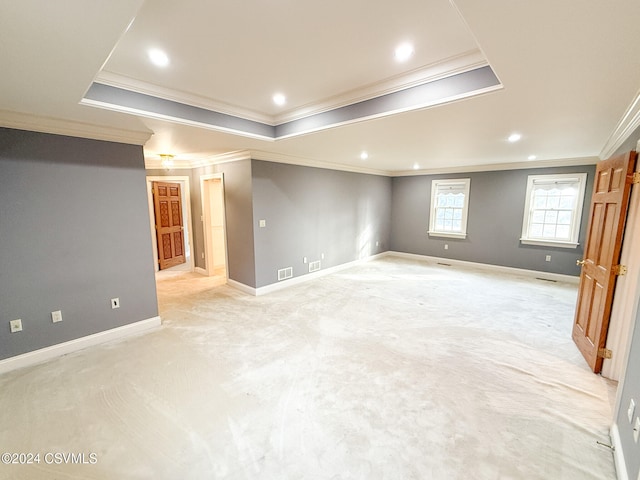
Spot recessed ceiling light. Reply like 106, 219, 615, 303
528, 155, 537, 161
148, 49, 169, 67
360, 151, 369, 160
413, 162, 420, 170
273, 93, 286, 106
508, 133, 522, 143
395, 42, 414, 62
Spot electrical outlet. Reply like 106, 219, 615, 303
259, 219, 266, 228
9, 319, 23, 333
51, 310, 63, 323
629, 399, 636, 424
444, 244, 449, 250
376, 241, 380, 247
634, 417, 640, 443
303, 257, 308, 264
111, 298, 120, 309
321, 253, 325, 260
545, 255, 551, 262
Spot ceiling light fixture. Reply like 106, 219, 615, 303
360, 151, 369, 160
528, 155, 537, 161
413, 162, 420, 170
508, 133, 522, 143
395, 42, 414, 62
159, 153, 174, 169
273, 93, 286, 106
148, 49, 170, 67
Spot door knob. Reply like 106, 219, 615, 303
576, 259, 586, 266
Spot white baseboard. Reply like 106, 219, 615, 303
225, 253, 388, 296
194, 267, 208, 276
227, 279, 257, 296
254, 253, 387, 296
226, 251, 578, 297
611, 423, 629, 480
387, 251, 580, 284
0, 316, 162, 375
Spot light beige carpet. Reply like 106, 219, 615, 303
0, 257, 618, 479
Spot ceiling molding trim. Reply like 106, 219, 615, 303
599, 89, 640, 160
95, 71, 275, 125
96, 51, 486, 127
190, 150, 253, 168
145, 150, 253, 170
80, 96, 275, 142
249, 150, 391, 177
0, 109, 152, 145
84, 65, 500, 143
391, 156, 599, 177
274, 50, 488, 124
275, 84, 503, 141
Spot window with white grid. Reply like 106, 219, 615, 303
520, 173, 587, 248
428, 178, 470, 238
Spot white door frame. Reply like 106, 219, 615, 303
146, 176, 195, 273
200, 173, 229, 278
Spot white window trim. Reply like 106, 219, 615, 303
520, 173, 587, 249
428, 178, 471, 239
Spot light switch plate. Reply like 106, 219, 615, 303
629, 399, 636, 424
51, 310, 62, 323
10, 319, 22, 333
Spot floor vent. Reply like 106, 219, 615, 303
437, 262, 452, 266
309, 260, 321, 273
536, 277, 557, 283
277, 267, 293, 281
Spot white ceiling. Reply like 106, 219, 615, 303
2, 0, 640, 174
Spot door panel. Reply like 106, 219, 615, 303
572, 151, 637, 372
153, 181, 186, 270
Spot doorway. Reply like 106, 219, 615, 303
201, 173, 228, 278
146, 176, 194, 273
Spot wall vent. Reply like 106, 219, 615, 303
277, 267, 293, 281
309, 260, 321, 273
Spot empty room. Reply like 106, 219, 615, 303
2, 1, 640, 479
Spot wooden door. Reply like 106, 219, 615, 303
572, 151, 637, 372
152, 181, 186, 270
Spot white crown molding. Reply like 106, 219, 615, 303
80, 97, 274, 142
0, 109, 152, 145
95, 71, 275, 125
274, 50, 488, 124
249, 150, 391, 176
144, 148, 391, 176
600, 89, 640, 160
95, 50, 487, 128
146, 152, 597, 177
145, 150, 252, 170
391, 155, 599, 177
275, 83, 502, 141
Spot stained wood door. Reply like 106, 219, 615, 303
572, 151, 637, 372
152, 181, 186, 270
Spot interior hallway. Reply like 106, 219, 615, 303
0, 257, 617, 479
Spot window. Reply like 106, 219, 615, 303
429, 178, 471, 238
520, 173, 587, 248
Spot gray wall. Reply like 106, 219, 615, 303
612, 135, 640, 479
184, 161, 256, 288
616, 296, 640, 479
251, 160, 392, 288
0, 128, 158, 360
390, 165, 596, 276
